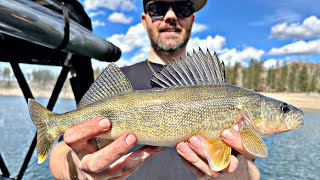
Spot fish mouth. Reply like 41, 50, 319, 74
286, 110, 304, 129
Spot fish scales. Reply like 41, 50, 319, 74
48, 84, 254, 146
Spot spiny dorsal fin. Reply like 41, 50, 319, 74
151, 48, 227, 88
78, 63, 133, 108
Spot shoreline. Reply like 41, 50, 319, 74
0, 88, 319, 112
261, 92, 320, 112
0, 84, 74, 99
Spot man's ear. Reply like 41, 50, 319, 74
141, 13, 147, 30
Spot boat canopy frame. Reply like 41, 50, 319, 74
0, 0, 121, 179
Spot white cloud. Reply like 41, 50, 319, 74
253, 1, 319, 20
108, 12, 133, 24
92, 20, 106, 28
188, 35, 226, 53
106, 24, 225, 67
268, 39, 320, 55
106, 26, 227, 67
91, 46, 150, 69
103, 23, 266, 68
116, 46, 150, 67
270, 16, 320, 40
250, 9, 301, 27
90, 59, 109, 71
106, 27, 265, 68
263, 59, 278, 69
192, 23, 207, 33
84, 0, 136, 11
263, 57, 300, 69
107, 23, 149, 53
120, 1, 136, 11
88, 11, 106, 17
219, 47, 265, 66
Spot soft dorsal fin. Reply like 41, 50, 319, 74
151, 48, 227, 88
78, 63, 133, 108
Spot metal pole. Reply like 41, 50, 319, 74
9, 63, 71, 179
0, 0, 121, 62
0, 154, 10, 178
10, 62, 35, 180
47, 66, 71, 110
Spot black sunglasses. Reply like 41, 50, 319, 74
145, 1, 194, 19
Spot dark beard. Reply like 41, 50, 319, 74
148, 28, 191, 55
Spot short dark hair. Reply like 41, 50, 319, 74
143, 0, 149, 12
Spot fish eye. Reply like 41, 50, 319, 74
280, 103, 290, 113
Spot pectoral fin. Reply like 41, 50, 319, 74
240, 125, 267, 157
203, 139, 231, 171
95, 138, 113, 149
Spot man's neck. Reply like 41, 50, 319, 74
147, 48, 187, 65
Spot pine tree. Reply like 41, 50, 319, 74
266, 66, 276, 92
247, 59, 255, 90
297, 65, 309, 92
226, 62, 233, 85
93, 67, 102, 79
275, 61, 282, 92
3, 67, 10, 81
308, 74, 317, 92
256, 60, 264, 91
231, 62, 240, 85
279, 61, 288, 92
266, 68, 272, 91
31, 69, 55, 86
242, 68, 248, 89
288, 63, 298, 92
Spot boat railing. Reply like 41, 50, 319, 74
0, 0, 121, 179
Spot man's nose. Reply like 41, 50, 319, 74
163, 7, 177, 22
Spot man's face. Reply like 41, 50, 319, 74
142, 0, 195, 54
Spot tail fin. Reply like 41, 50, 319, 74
28, 98, 56, 164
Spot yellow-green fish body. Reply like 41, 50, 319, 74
45, 85, 250, 145
28, 48, 304, 171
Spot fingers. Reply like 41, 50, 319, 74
223, 155, 238, 173
107, 146, 165, 179
187, 135, 239, 173
182, 156, 239, 180
188, 136, 208, 160
177, 142, 221, 178
221, 128, 257, 159
64, 117, 111, 143
64, 117, 111, 158
79, 133, 137, 173
178, 135, 240, 178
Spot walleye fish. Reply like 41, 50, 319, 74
28, 48, 303, 171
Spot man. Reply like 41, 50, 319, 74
49, 0, 260, 179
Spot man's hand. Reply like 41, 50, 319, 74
177, 128, 258, 179
50, 117, 164, 180
220, 128, 257, 159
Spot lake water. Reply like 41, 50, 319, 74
0, 96, 319, 180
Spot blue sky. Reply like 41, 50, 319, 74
1, 0, 320, 75
80, 0, 320, 69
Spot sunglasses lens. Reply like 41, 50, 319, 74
146, 1, 193, 19
147, 2, 168, 18
173, 3, 193, 18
